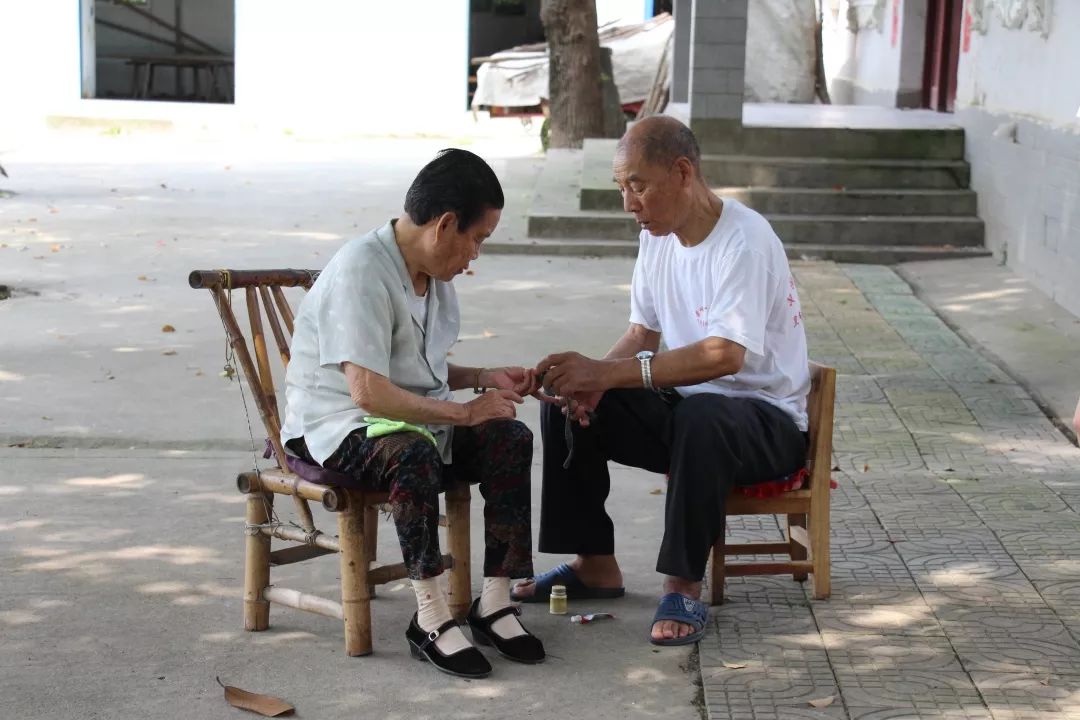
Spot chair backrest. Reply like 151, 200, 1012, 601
189, 269, 320, 471
805, 362, 837, 491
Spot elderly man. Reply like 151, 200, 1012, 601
513, 117, 811, 646
280, 149, 545, 678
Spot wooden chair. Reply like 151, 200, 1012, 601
708, 362, 836, 604
189, 269, 472, 657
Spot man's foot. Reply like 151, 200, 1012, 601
651, 577, 704, 644
511, 556, 624, 601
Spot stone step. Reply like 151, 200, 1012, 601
484, 238, 992, 264
703, 126, 967, 160
706, 156, 970, 189
582, 139, 971, 190
528, 210, 985, 247
581, 185, 979, 215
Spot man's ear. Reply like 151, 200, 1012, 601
435, 211, 458, 241
675, 157, 695, 187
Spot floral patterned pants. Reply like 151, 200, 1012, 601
292, 420, 534, 580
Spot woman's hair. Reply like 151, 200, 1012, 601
404, 148, 505, 232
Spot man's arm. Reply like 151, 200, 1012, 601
603, 323, 660, 360
536, 328, 745, 397
344, 362, 520, 427
613, 336, 745, 390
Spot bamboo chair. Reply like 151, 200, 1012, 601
708, 362, 836, 604
188, 269, 472, 657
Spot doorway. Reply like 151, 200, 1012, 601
922, 0, 962, 111
81, 0, 235, 104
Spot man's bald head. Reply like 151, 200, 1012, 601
616, 116, 701, 173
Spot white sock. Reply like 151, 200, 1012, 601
479, 577, 526, 640
412, 577, 472, 655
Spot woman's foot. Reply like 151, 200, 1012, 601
411, 576, 475, 656
407, 613, 492, 679
467, 598, 545, 664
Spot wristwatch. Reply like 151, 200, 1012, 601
635, 350, 655, 391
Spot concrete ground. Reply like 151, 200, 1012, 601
3, 131, 1080, 720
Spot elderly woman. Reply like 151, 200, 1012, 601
279, 149, 544, 679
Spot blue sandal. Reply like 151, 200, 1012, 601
510, 563, 626, 603
649, 592, 709, 646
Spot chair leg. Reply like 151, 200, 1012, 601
364, 504, 378, 598
810, 509, 831, 600
788, 513, 809, 582
708, 538, 726, 606
243, 491, 273, 631
444, 482, 472, 621
338, 492, 372, 656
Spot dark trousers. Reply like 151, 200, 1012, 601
539, 389, 806, 581
292, 420, 534, 581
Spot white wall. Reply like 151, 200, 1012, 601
0, 0, 471, 134
596, 0, 650, 27
955, 0, 1080, 316
235, 0, 469, 132
822, 0, 916, 106
956, 1, 1080, 126
0, 0, 82, 129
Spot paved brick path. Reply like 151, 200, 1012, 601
702, 263, 1080, 720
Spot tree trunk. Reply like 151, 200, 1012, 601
541, 0, 607, 149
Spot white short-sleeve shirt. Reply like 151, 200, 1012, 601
629, 199, 810, 431
280, 220, 460, 464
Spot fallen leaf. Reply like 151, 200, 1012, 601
649, 488, 663, 495
162, 350, 177, 356
217, 677, 294, 717
160, 183, 167, 189
808, 696, 835, 709
49, 207, 59, 214
49, 244, 61, 253
137, 275, 150, 281
465, 270, 475, 276
831, 464, 840, 472
862, 464, 869, 472
194, 370, 204, 377
41, 416, 51, 421
482, 329, 497, 338
722, 661, 747, 669
161, 325, 176, 333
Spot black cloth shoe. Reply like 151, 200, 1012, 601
406, 613, 492, 679
467, 598, 546, 664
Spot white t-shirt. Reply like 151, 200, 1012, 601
629, 198, 810, 431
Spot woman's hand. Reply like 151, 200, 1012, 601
483, 366, 542, 398
462, 389, 523, 426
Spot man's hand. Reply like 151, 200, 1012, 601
483, 366, 541, 398
462, 389, 523, 426
564, 390, 604, 427
535, 351, 612, 396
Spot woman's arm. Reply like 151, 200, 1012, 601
344, 362, 521, 427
